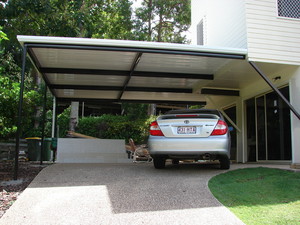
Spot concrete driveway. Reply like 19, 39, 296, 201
1, 162, 277, 225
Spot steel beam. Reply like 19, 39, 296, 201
118, 53, 143, 100
205, 95, 241, 133
40, 68, 214, 80
40, 68, 130, 76
14, 45, 27, 180
40, 85, 47, 165
201, 88, 240, 96
57, 97, 207, 105
249, 61, 300, 120
49, 84, 193, 93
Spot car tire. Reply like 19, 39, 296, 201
153, 157, 166, 169
172, 159, 179, 165
219, 156, 230, 170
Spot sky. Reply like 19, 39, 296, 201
132, 0, 142, 9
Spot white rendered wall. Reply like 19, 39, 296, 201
191, 0, 247, 48
290, 68, 300, 168
57, 139, 130, 163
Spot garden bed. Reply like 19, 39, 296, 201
0, 162, 48, 218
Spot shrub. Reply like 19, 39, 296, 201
77, 114, 152, 144
57, 107, 71, 138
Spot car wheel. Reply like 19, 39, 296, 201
219, 156, 230, 170
153, 157, 166, 169
172, 159, 179, 165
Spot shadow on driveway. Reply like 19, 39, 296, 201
0, 162, 245, 225
30, 163, 222, 214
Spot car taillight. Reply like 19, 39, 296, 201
211, 120, 228, 136
149, 121, 164, 136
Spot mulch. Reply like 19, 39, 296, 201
0, 162, 48, 218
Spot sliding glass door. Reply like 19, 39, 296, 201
256, 96, 267, 160
246, 86, 291, 161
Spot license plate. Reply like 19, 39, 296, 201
177, 126, 196, 134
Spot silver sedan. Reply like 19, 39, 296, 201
148, 109, 231, 169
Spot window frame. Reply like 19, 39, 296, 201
276, 0, 300, 20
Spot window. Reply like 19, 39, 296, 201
277, 0, 300, 19
246, 86, 291, 162
197, 20, 204, 45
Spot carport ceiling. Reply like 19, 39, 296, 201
17, 36, 250, 105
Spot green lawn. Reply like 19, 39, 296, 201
208, 167, 300, 225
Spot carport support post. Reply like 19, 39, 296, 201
51, 97, 57, 162
40, 85, 48, 165
51, 97, 56, 138
13, 45, 27, 180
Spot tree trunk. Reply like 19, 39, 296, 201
147, 0, 153, 41
148, 104, 156, 116
157, 10, 163, 42
69, 102, 79, 131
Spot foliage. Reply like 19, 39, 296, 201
0, 27, 8, 42
0, 76, 40, 139
0, 0, 135, 119
134, 0, 191, 43
0, 0, 192, 140
25, 109, 53, 138
57, 107, 72, 138
189, 105, 203, 109
209, 167, 300, 225
0, 0, 136, 139
121, 103, 148, 120
0, 28, 40, 139
0, 0, 134, 50
77, 114, 152, 143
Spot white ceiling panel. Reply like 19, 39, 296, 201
54, 89, 120, 99
128, 76, 204, 89
136, 53, 232, 74
46, 73, 126, 86
32, 48, 136, 70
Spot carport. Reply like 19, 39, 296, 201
13, 35, 300, 179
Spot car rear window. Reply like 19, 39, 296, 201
166, 109, 221, 117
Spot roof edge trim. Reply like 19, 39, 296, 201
17, 35, 247, 57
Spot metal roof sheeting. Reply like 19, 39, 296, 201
17, 35, 250, 104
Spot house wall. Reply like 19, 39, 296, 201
245, 0, 300, 65
204, 63, 299, 163
191, 0, 300, 165
191, 0, 247, 48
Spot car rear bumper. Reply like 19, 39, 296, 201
148, 135, 230, 159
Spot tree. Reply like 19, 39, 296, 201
0, 0, 134, 50
0, 0, 192, 137
133, 0, 191, 114
0, 27, 41, 139
0, 0, 135, 137
134, 0, 191, 43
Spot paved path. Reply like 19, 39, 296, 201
0, 162, 295, 225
